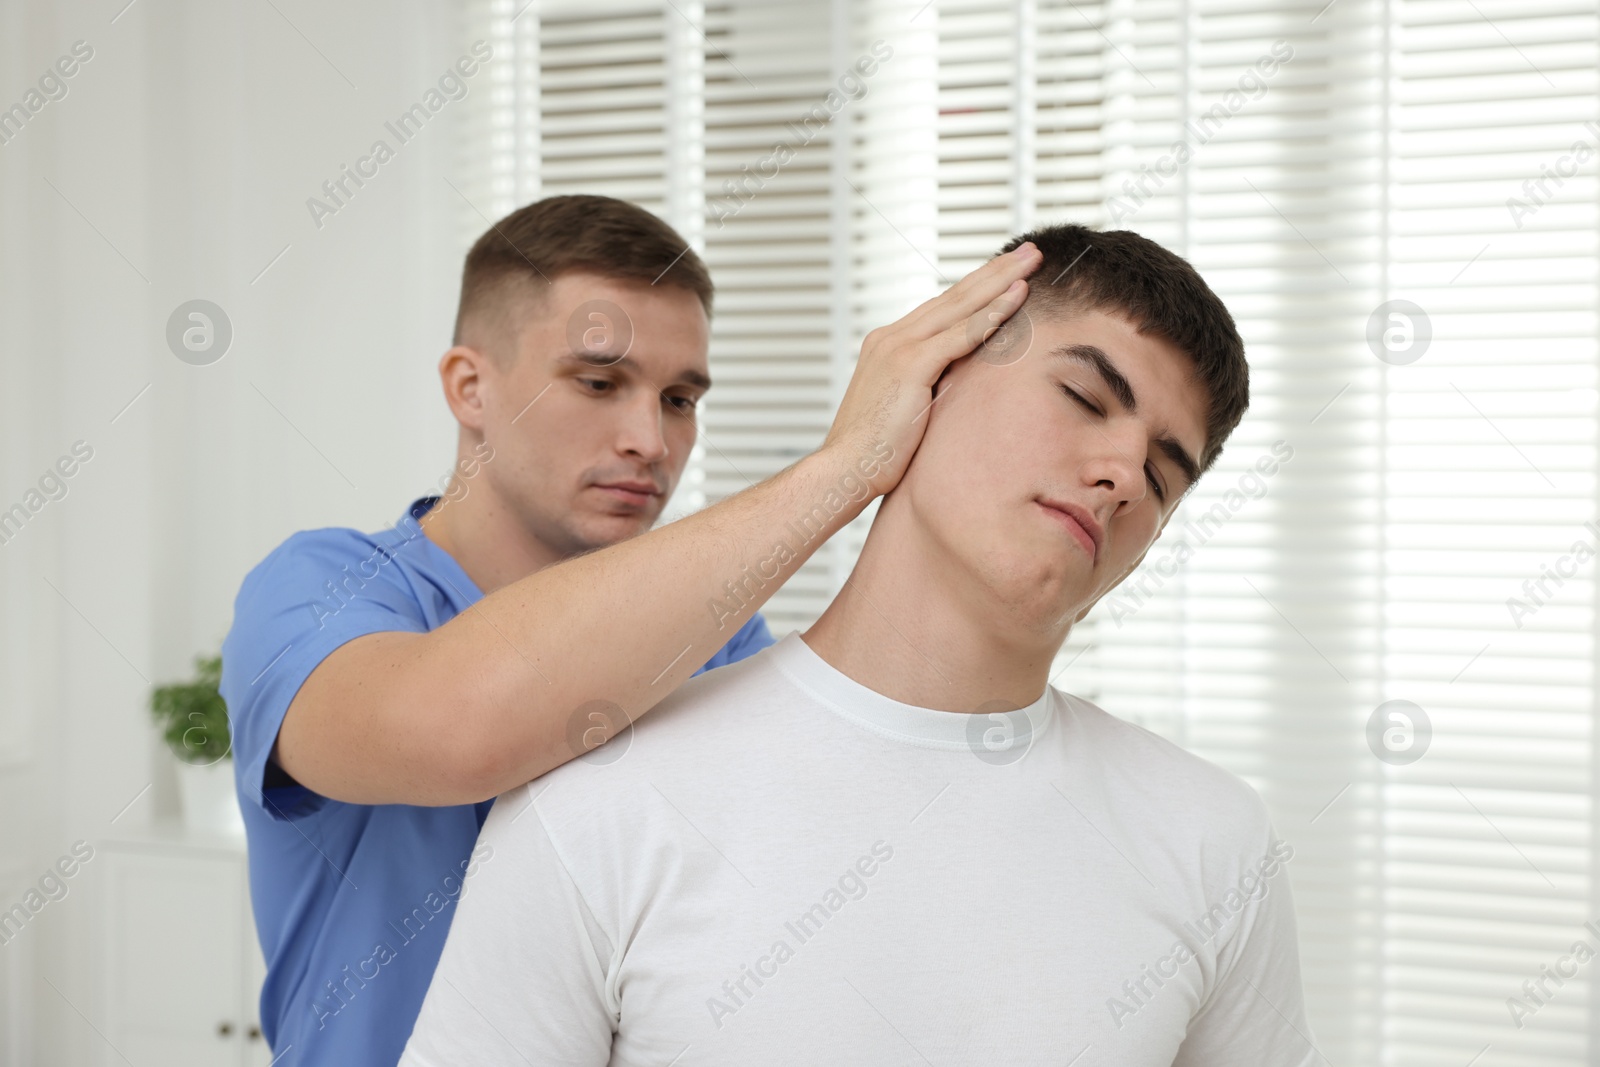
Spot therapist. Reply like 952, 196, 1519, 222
219, 193, 1040, 1067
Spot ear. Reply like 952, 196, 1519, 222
438, 345, 492, 433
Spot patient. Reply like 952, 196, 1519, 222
400, 224, 1317, 1066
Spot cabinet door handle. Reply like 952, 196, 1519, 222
248, 1024, 263, 1041
217, 1021, 234, 1037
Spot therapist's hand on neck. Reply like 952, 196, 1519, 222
273, 247, 1041, 806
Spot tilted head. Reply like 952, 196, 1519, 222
889, 223, 1249, 635
443, 194, 714, 558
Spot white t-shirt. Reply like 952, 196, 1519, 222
401, 632, 1318, 1067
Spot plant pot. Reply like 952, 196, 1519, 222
175, 759, 244, 836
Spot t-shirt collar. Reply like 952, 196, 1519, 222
767, 630, 1056, 753
399, 495, 486, 604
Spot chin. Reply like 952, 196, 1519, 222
580, 512, 655, 546
962, 550, 1076, 627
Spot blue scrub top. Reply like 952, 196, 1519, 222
219, 496, 774, 1066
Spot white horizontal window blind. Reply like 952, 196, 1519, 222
1083, 1, 1600, 1064
698, 0, 849, 631
469, 1, 1600, 1061
1376, 3, 1596, 1063
936, 0, 1105, 263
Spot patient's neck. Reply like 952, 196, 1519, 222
801, 493, 1062, 715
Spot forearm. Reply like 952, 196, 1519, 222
423, 445, 882, 797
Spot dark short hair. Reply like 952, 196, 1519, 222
998, 225, 1247, 476
453, 194, 712, 355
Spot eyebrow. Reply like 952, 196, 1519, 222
557, 351, 712, 392
1048, 343, 1202, 491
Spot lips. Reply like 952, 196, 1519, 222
1035, 498, 1102, 562
593, 481, 661, 508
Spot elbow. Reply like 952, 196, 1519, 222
437, 700, 524, 805
449, 746, 517, 805
400, 639, 523, 805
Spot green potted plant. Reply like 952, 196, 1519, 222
149, 653, 242, 835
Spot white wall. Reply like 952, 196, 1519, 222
0, 1, 472, 1059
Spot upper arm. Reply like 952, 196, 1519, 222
401, 788, 616, 1066
273, 628, 465, 805
220, 532, 465, 814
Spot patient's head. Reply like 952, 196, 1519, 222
890, 223, 1247, 634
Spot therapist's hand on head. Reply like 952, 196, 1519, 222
822, 241, 1040, 495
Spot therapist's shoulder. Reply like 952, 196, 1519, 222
224, 519, 407, 618
234, 524, 392, 603
220, 520, 431, 733
228, 518, 439, 643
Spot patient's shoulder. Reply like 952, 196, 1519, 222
489, 641, 786, 818
1054, 689, 1274, 844
643, 639, 780, 729
474, 642, 787, 902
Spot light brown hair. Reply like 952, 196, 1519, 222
453, 195, 712, 358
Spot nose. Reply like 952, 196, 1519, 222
1078, 431, 1147, 512
616, 389, 670, 464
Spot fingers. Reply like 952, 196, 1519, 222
911, 278, 1031, 380
893, 248, 1033, 334
900, 242, 1041, 340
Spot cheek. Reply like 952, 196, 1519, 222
532, 388, 608, 442
914, 404, 988, 495
655, 415, 696, 484
910, 383, 1034, 510
964, 381, 1068, 483
666, 409, 699, 450
1104, 515, 1163, 584
500, 393, 596, 479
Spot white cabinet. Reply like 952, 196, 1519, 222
95, 824, 272, 1067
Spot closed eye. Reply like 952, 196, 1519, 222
1146, 464, 1167, 503
1060, 384, 1102, 417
